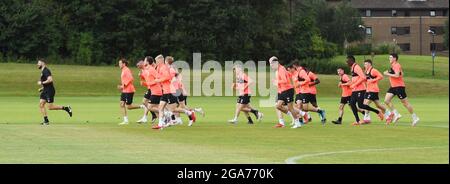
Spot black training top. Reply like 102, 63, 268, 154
41, 67, 55, 90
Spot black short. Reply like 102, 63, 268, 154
295, 93, 302, 103
364, 92, 379, 101
177, 94, 187, 102
144, 89, 152, 100
300, 93, 314, 104
161, 94, 178, 104
149, 95, 161, 105
40, 89, 55, 103
340, 96, 351, 104
310, 94, 317, 104
277, 88, 294, 104
120, 93, 134, 105
237, 95, 251, 104
387, 87, 407, 99
350, 90, 365, 104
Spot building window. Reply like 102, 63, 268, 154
366, 10, 371, 17
392, 10, 397, 17
391, 27, 397, 34
430, 10, 436, 17
398, 43, 411, 51
429, 26, 445, 35
405, 11, 410, 17
366, 27, 372, 35
391, 27, 410, 35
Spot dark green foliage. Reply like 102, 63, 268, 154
0, 0, 362, 68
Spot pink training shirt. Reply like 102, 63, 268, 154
156, 63, 176, 94
236, 72, 251, 96
121, 66, 135, 93
276, 65, 293, 93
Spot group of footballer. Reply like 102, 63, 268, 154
228, 53, 419, 128
36, 53, 419, 128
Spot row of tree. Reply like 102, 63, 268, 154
0, 0, 364, 65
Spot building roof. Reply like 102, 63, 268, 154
350, 0, 449, 9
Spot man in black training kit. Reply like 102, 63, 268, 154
37, 59, 72, 125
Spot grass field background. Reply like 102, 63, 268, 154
0, 55, 448, 163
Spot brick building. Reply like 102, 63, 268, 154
339, 0, 449, 55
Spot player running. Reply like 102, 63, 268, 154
152, 55, 195, 130
141, 56, 163, 125
117, 58, 147, 125
136, 59, 158, 124
269, 56, 302, 129
36, 59, 72, 125
383, 53, 419, 126
166, 56, 202, 126
302, 64, 323, 123
332, 68, 353, 124
296, 63, 326, 125
346, 55, 369, 126
360, 59, 387, 123
228, 64, 263, 124
287, 64, 308, 124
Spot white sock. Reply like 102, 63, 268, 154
279, 119, 285, 125
412, 113, 418, 119
142, 115, 147, 119
158, 118, 164, 126
393, 109, 399, 116
233, 116, 238, 120
123, 116, 128, 122
184, 110, 192, 116
294, 119, 300, 125
176, 117, 182, 123
299, 110, 306, 116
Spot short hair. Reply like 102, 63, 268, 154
347, 55, 355, 62
145, 56, 155, 64
38, 58, 46, 63
337, 67, 344, 71
165, 56, 174, 65
300, 63, 307, 68
155, 54, 164, 61
119, 58, 128, 66
364, 59, 372, 65
390, 53, 399, 60
136, 60, 144, 67
291, 59, 300, 67
269, 56, 278, 64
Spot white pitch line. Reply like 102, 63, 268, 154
285, 146, 448, 164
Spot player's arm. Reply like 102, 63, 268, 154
384, 65, 401, 78
370, 70, 383, 83
38, 76, 53, 85
310, 78, 320, 86
299, 72, 311, 86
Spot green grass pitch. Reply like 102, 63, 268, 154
0, 55, 448, 164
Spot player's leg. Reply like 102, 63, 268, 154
400, 98, 419, 126
39, 99, 49, 125
332, 100, 346, 125
287, 102, 301, 128
229, 101, 241, 124
301, 94, 326, 123
349, 92, 362, 125
137, 97, 150, 123
119, 100, 128, 125
274, 100, 287, 127
384, 92, 397, 124
241, 104, 255, 124
153, 95, 168, 129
